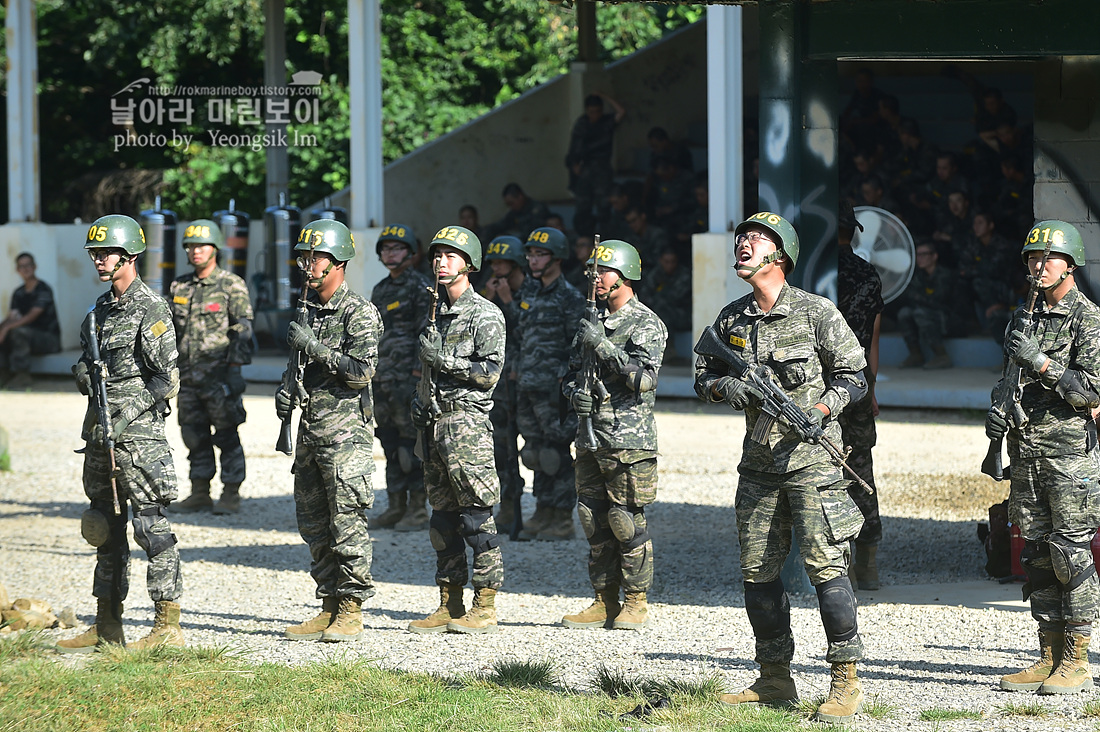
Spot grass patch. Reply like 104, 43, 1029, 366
483, 658, 557, 689
1082, 699, 1100, 718
861, 694, 897, 720
641, 673, 724, 701
919, 707, 984, 721
590, 663, 644, 697
1000, 700, 1051, 717
0, 629, 54, 662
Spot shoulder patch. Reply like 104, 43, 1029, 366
387, 300, 400, 311
150, 320, 169, 338
730, 335, 746, 349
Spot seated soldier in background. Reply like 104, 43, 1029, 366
898, 240, 956, 370
639, 248, 692, 352
0, 252, 61, 390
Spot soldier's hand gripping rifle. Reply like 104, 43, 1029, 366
577, 235, 609, 452
275, 267, 312, 455
413, 265, 443, 460
981, 235, 1057, 481
694, 325, 873, 494
81, 311, 122, 515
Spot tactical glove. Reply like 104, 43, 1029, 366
275, 387, 293, 421
287, 322, 333, 363
411, 394, 432, 429
804, 405, 827, 429
985, 408, 1009, 440
226, 365, 247, 396
419, 331, 445, 371
88, 416, 128, 448
713, 376, 763, 410
571, 390, 596, 415
577, 318, 618, 361
72, 362, 92, 396
1007, 330, 1048, 375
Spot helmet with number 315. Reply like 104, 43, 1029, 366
84, 214, 147, 254
295, 219, 357, 262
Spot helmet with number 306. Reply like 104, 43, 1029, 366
181, 219, 225, 250
295, 219, 357, 262
484, 236, 526, 267
1021, 220, 1086, 267
589, 239, 642, 281
735, 211, 800, 271
430, 225, 482, 271
525, 226, 569, 260
84, 215, 147, 254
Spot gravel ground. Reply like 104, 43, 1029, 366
2, 383, 1099, 730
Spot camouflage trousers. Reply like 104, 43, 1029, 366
374, 377, 422, 499
1010, 453, 1100, 625
293, 440, 376, 601
490, 379, 523, 500
838, 371, 880, 545
82, 439, 182, 604
178, 381, 247, 484
572, 160, 613, 229
575, 448, 657, 592
897, 305, 948, 352
424, 409, 503, 590
0, 326, 60, 372
516, 387, 577, 510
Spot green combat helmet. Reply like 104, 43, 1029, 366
376, 222, 418, 256
484, 235, 526, 267
734, 211, 800, 273
430, 225, 482, 272
85, 214, 147, 254
1022, 220, 1086, 266
296, 219, 357, 262
181, 219, 225, 249
525, 226, 569, 260
591, 239, 642, 281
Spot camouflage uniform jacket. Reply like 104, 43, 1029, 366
899, 265, 955, 314
431, 285, 506, 415
508, 275, 585, 391
79, 276, 179, 444
371, 267, 432, 384
563, 296, 667, 450
640, 264, 692, 332
1001, 286, 1100, 459
169, 266, 254, 385
837, 247, 884, 349
695, 283, 867, 474
294, 282, 383, 446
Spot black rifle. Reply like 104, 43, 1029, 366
82, 311, 121, 515
502, 371, 525, 541
577, 234, 608, 452
413, 266, 443, 461
981, 234, 1056, 481
694, 325, 873, 494
275, 273, 311, 455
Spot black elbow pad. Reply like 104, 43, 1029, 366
1055, 369, 1100, 410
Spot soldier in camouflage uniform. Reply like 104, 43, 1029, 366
506, 227, 585, 540
695, 212, 868, 724
897, 241, 956, 369
561, 240, 666, 630
170, 220, 255, 515
58, 215, 185, 653
639, 248, 692, 335
987, 220, 1100, 695
370, 223, 433, 531
836, 204, 885, 591
277, 220, 382, 643
481, 235, 527, 530
408, 225, 507, 635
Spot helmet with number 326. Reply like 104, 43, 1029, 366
430, 225, 482, 271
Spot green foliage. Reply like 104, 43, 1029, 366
1083, 699, 1100, 718
1000, 700, 1051, 717
861, 694, 898, 720
0, 629, 54, 662
483, 657, 558, 689
919, 706, 984, 721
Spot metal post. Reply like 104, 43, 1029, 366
6, 0, 40, 222
264, 0, 289, 207
706, 5, 744, 234
348, 0, 385, 229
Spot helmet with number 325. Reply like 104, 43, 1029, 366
430, 225, 482, 271
84, 214, 147, 254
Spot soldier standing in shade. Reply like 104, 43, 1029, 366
370, 223, 433, 531
507, 227, 585, 540
278, 220, 382, 643
836, 204, 885, 590
480, 235, 527, 531
58, 215, 185, 652
170, 220, 255, 515
897, 240, 956, 369
987, 220, 1100, 695
408, 225, 506, 635
561, 239, 666, 630
695, 212, 868, 723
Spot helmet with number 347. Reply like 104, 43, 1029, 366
84, 215, 147, 254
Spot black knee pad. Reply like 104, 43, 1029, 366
179, 423, 209, 449
131, 506, 177, 559
429, 510, 464, 557
609, 504, 649, 551
1049, 534, 1098, 592
459, 507, 502, 555
577, 496, 611, 541
744, 578, 790, 640
816, 576, 859, 643
1021, 539, 1059, 599
211, 427, 242, 450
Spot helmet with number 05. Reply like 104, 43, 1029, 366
484, 235, 526, 266
181, 219, 224, 250
84, 215, 147, 254
375, 222, 418, 255
295, 219, 357, 262
590, 239, 642, 281
430, 225, 482, 271
1021, 220, 1086, 267
735, 211, 800, 271
525, 226, 569, 260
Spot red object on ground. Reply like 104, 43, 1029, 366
1010, 523, 1024, 577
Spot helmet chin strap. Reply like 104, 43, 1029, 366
1038, 266, 1073, 290
735, 249, 784, 278
308, 259, 335, 288
438, 262, 471, 285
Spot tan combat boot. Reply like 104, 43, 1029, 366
447, 588, 498, 634
175, 479, 213, 513
613, 591, 651, 630
816, 662, 863, 724
1040, 631, 1093, 694
408, 584, 465, 634
562, 587, 621, 629
285, 596, 339, 640
719, 662, 798, 705
321, 596, 363, 642
1001, 630, 1063, 691
394, 491, 429, 531
56, 599, 124, 654
853, 544, 879, 591
538, 507, 576, 541
374, 493, 408, 529
212, 482, 241, 515
129, 601, 184, 650
519, 505, 552, 540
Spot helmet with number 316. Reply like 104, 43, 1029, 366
84, 214, 147, 254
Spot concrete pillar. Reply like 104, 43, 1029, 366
706, 5, 744, 235
348, 0, 385, 228
575, 0, 599, 63
6, 0, 40, 222
264, 0, 289, 207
